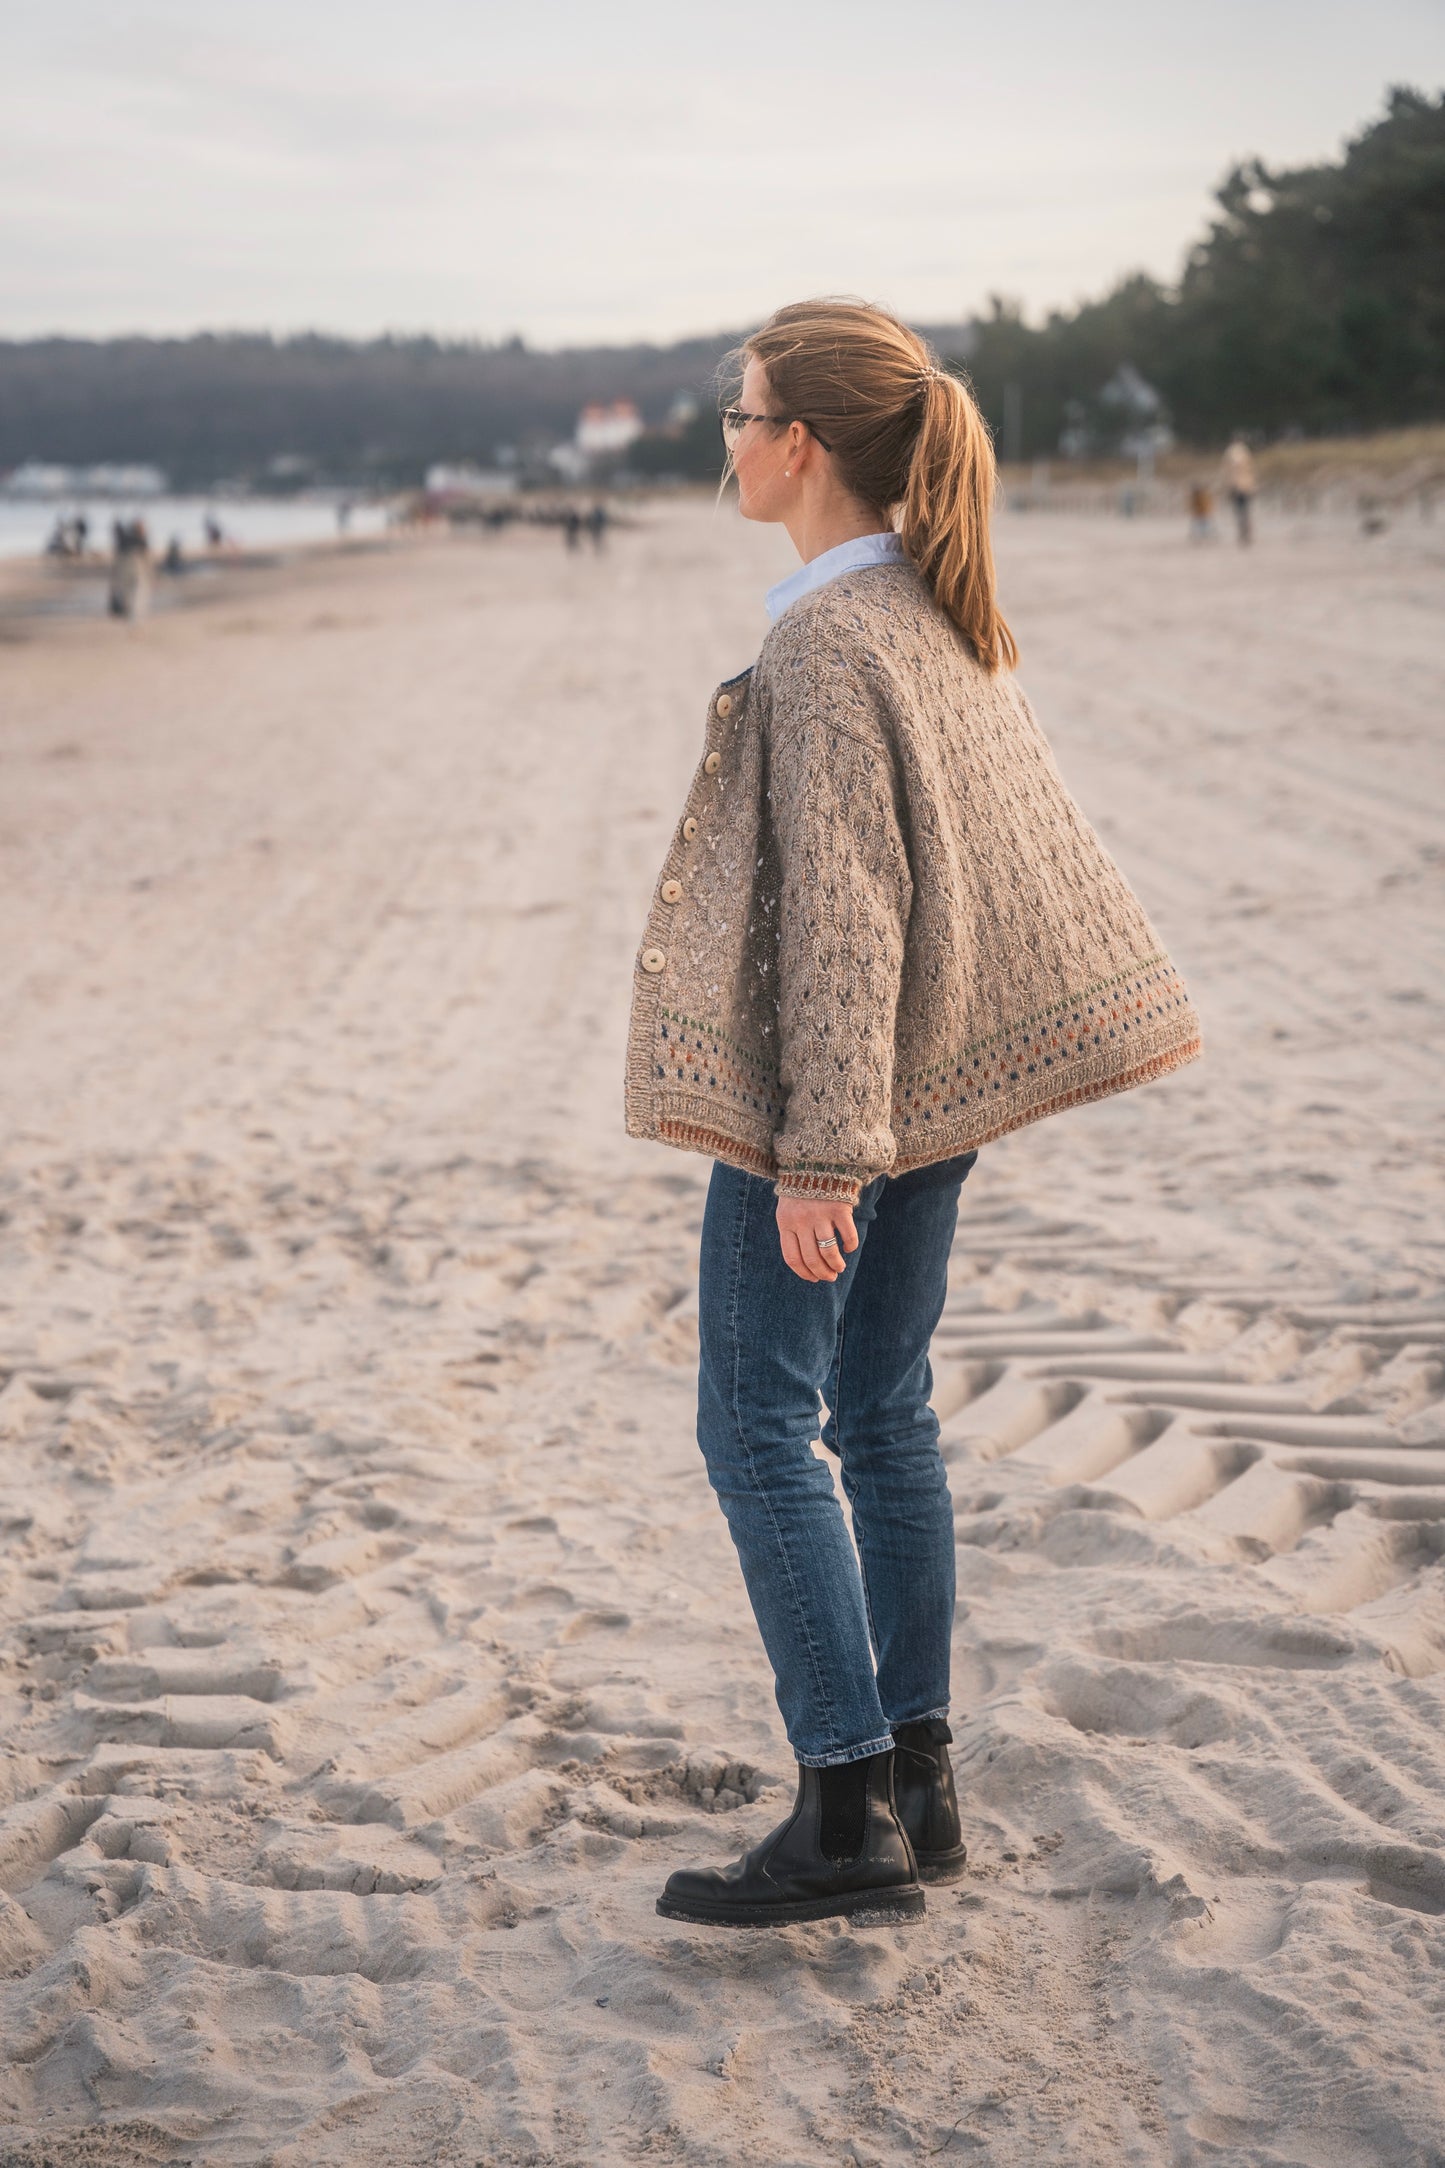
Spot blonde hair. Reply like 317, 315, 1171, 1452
729, 297, 1017, 674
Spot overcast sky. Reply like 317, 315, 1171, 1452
3, 1, 1441, 347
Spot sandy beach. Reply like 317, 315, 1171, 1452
2, 495, 1443, 2165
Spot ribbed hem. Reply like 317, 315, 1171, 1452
795, 1730, 896, 1769
629, 1013, 1201, 1194
889, 1030, 1202, 1175
655, 1116, 775, 1174
772, 1169, 865, 1205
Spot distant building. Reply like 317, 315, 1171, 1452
546, 444, 591, 485
575, 401, 644, 458
1099, 365, 1174, 462
424, 463, 519, 498
1, 461, 167, 498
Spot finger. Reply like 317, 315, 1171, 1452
815, 1212, 854, 1269
811, 1229, 845, 1279
776, 1204, 825, 1278
800, 1227, 840, 1283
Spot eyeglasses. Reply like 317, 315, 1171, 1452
718, 406, 834, 454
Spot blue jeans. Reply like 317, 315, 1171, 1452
696, 1151, 978, 1766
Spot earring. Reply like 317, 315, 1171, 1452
784, 469, 792, 478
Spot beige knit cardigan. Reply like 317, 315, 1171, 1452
625, 560, 1200, 1203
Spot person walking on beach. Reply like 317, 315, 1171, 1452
1222, 435, 1257, 545
625, 298, 1201, 1930
107, 517, 153, 621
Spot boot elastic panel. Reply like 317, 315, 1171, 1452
893, 1717, 953, 1749
818, 1757, 871, 1864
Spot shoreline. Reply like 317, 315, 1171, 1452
0, 529, 409, 637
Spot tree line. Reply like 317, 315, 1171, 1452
965, 88, 1444, 458
0, 331, 748, 491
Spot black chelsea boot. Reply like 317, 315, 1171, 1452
656, 1750, 925, 1928
891, 1717, 968, 1880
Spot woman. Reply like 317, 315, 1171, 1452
625, 299, 1200, 1928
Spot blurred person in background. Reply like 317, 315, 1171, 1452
107, 516, 152, 620
44, 513, 90, 559
1223, 435, 1258, 544
625, 298, 1202, 1930
1188, 480, 1216, 541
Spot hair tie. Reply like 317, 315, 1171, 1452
918, 366, 945, 382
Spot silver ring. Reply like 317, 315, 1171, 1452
816, 1235, 839, 1250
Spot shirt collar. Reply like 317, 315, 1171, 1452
765, 530, 906, 622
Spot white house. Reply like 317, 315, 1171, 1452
574, 401, 644, 458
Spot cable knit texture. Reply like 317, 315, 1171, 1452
625, 560, 1200, 1202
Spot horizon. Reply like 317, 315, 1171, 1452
4, 2, 1441, 348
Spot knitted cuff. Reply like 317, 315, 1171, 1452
773, 1168, 864, 1205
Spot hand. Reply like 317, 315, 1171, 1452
775, 1196, 860, 1283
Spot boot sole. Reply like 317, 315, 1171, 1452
656, 1883, 927, 1929
916, 1845, 969, 1883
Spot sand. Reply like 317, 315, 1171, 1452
1, 497, 1443, 2166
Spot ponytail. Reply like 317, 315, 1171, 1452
900, 374, 1018, 674
735, 297, 1017, 674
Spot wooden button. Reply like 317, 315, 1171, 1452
682, 817, 699, 841
716, 693, 733, 719
640, 948, 666, 974
703, 751, 721, 774
660, 879, 683, 903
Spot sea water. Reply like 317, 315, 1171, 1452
0, 495, 390, 561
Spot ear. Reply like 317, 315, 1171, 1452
787, 419, 815, 469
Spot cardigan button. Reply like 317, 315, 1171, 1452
640, 948, 666, 974
660, 879, 683, 903
681, 817, 699, 841
703, 751, 721, 774
716, 693, 733, 719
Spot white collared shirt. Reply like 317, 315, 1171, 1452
765, 531, 906, 622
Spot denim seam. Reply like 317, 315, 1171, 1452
725, 1173, 841, 1751
832, 1309, 885, 1670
